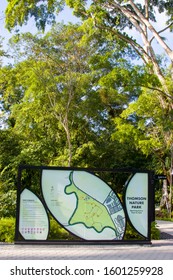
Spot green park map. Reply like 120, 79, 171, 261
65, 171, 125, 239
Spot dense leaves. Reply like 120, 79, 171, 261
0, 23, 150, 195
5, 0, 65, 30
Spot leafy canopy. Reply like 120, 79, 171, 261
5, 0, 65, 30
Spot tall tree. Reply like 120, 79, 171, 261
65, 1, 173, 97
62, 0, 173, 212
4, 1, 173, 210
1, 22, 148, 171
5, 1, 173, 91
3, 23, 98, 166
64, 1, 173, 205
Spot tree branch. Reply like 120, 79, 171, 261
150, 22, 173, 44
128, 0, 173, 62
140, 85, 173, 101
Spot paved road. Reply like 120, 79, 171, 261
0, 220, 172, 260
156, 220, 173, 237
0, 240, 173, 260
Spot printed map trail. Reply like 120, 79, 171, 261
65, 171, 118, 236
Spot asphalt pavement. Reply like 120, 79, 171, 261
0, 220, 173, 260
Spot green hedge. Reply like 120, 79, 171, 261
0, 217, 160, 243
124, 221, 160, 240
48, 218, 73, 240
0, 217, 15, 243
0, 190, 17, 218
151, 221, 160, 240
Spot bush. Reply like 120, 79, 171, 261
155, 209, 173, 221
0, 190, 17, 218
48, 218, 75, 240
124, 221, 160, 240
0, 217, 15, 243
0, 217, 161, 243
0, 217, 75, 243
124, 222, 143, 240
151, 221, 160, 240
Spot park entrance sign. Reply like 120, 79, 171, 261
15, 166, 154, 244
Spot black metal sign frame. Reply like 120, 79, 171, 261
15, 165, 155, 245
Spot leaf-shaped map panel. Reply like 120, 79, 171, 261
42, 170, 126, 240
125, 173, 148, 238
19, 189, 49, 240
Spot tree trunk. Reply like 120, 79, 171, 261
160, 179, 169, 211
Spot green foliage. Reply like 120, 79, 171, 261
1, 22, 148, 173
124, 222, 143, 240
49, 218, 75, 240
5, 0, 65, 31
0, 21, 159, 201
124, 221, 160, 240
0, 129, 22, 192
5, 1, 173, 31
0, 217, 15, 243
0, 217, 161, 243
156, 209, 173, 221
151, 221, 160, 240
5, 24, 101, 168
113, 81, 173, 176
0, 190, 17, 218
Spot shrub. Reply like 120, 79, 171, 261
124, 222, 143, 240
0, 217, 161, 243
124, 221, 160, 240
0, 190, 17, 218
155, 209, 173, 220
48, 218, 74, 240
0, 217, 15, 243
151, 221, 160, 240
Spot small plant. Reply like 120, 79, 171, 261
151, 221, 160, 240
0, 217, 15, 243
124, 222, 143, 240
48, 218, 75, 240
124, 221, 160, 240
0, 190, 17, 218
155, 208, 173, 221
